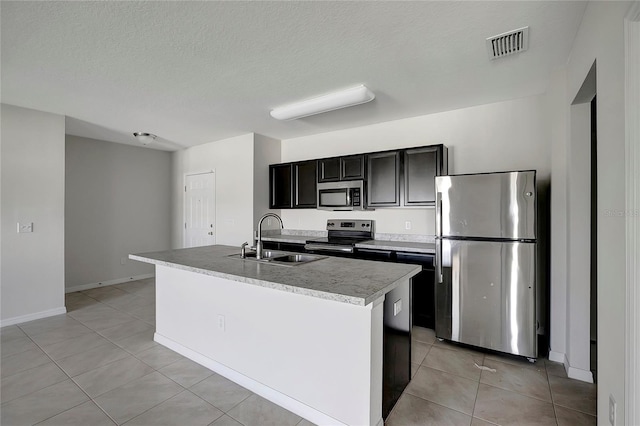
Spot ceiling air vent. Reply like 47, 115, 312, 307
486, 27, 529, 60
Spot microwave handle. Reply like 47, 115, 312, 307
346, 189, 351, 205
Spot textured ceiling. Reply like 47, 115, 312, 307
1, 1, 587, 150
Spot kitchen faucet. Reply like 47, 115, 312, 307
254, 213, 283, 260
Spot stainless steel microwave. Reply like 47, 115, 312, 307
317, 180, 369, 211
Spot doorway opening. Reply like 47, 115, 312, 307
569, 60, 597, 383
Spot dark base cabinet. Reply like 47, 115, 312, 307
381, 276, 412, 420
395, 253, 435, 329
411, 270, 435, 329
382, 327, 411, 419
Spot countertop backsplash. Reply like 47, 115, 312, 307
261, 229, 326, 238
373, 233, 436, 243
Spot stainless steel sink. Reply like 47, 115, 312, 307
240, 250, 282, 259
271, 254, 319, 263
228, 251, 326, 266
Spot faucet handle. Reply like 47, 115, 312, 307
240, 242, 248, 258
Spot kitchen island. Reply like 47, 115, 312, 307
130, 245, 420, 426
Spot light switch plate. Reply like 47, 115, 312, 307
17, 222, 33, 233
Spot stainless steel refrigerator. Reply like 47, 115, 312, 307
434, 170, 538, 359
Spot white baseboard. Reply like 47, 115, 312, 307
155, 333, 358, 426
65, 274, 154, 293
548, 350, 593, 383
567, 366, 594, 383
0, 306, 67, 328
548, 350, 566, 364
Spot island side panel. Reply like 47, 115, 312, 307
154, 264, 384, 426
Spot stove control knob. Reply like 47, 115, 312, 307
361, 223, 366, 227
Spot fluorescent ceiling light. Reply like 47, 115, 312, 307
270, 85, 375, 121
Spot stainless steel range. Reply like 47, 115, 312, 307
304, 219, 374, 254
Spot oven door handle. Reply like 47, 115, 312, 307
304, 243, 354, 253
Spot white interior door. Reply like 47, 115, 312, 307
184, 172, 215, 248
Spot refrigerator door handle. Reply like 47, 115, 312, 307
435, 192, 442, 237
435, 239, 443, 283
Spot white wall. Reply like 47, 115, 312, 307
1, 104, 66, 325
548, 67, 569, 362
65, 135, 172, 291
566, 103, 592, 378
155, 265, 385, 426
548, 0, 633, 421
172, 134, 255, 248
253, 134, 282, 229
281, 95, 550, 235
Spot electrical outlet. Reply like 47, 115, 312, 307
17, 222, 33, 233
267, 217, 272, 226
393, 299, 402, 316
405, 221, 412, 230
217, 314, 225, 332
609, 394, 616, 425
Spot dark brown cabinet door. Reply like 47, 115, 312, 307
269, 164, 292, 208
318, 158, 340, 182
404, 147, 439, 206
341, 155, 365, 180
367, 151, 400, 207
293, 160, 317, 208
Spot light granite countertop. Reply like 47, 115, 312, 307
261, 231, 435, 254
130, 245, 420, 307
355, 240, 436, 254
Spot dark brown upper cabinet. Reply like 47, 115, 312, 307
318, 155, 365, 182
270, 161, 317, 209
270, 144, 448, 209
318, 157, 340, 182
404, 145, 448, 206
269, 163, 292, 209
340, 155, 365, 180
367, 151, 401, 207
293, 160, 317, 208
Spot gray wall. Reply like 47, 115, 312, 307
65, 135, 172, 290
1, 104, 66, 324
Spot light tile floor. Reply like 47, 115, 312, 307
1, 278, 597, 425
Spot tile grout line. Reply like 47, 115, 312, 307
68, 285, 239, 425
475, 358, 556, 407
1, 282, 157, 424
66, 286, 162, 425
53, 288, 156, 424
11, 322, 119, 425
545, 364, 561, 426
470, 354, 484, 422
402, 388, 476, 420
